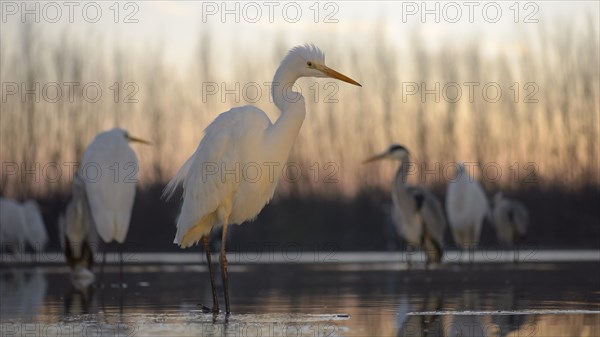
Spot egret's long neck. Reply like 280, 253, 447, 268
264, 63, 306, 161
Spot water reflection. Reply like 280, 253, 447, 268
396, 291, 444, 336
395, 288, 534, 337
0, 262, 598, 337
0, 268, 47, 319
63, 274, 96, 315
446, 290, 488, 337
489, 286, 530, 337
395, 282, 599, 337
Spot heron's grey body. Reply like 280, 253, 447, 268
391, 162, 446, 264
492, 192, 528, 246
59, 173, 98, 271
365, 145, 446, 265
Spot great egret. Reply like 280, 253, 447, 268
364, 145, 446, 266
59, 172, 98, 275
0, 198, 48, 253
492, 191, 528, 262
21, 200, 48, 252
163, 44, 361, 314
445, 163, 489, 261
80, 128, 150, 282
0, 198, 28, 253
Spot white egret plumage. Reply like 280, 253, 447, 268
21, 200, 48, 251
0, 198, 28, 253
445, 163, 490, 261
364, 145, 446, 266
79, 128, 150, 282
163, 44, 361, 314
0, 198, 48, 253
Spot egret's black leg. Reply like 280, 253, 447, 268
203, 235, 219, 313
220, 222, 230, 314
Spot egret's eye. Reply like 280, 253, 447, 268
307, 61, 313, 67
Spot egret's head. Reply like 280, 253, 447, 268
282, 44, 361, 86
363, 144, 410, 163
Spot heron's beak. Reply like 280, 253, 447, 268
317, 64, 361, 87
362, 152, 387, 164
128, 135, 152, 145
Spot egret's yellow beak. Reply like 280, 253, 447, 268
128, 135, 152, 145
362, 152, 387, 164
316, 64, 361, 87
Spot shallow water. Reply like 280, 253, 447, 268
1, 256, 599, 336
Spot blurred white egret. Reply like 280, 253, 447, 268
445, 163, 490, 261
492, 192, 528, 262
364, 145, 446, 266
0, 198, 47, 253
80, 128, 150, 281
163, 44, 361, 314
0, 198, 28, 253
59, 172, 98, 274
21, 200, 48, 251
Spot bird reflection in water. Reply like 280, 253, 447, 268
396, 290, 444, 337
396, 287, 535, 337
63, 269, 96, 315
0, 268, 47, 319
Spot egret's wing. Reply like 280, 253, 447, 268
467, 180, 489, 218
171, 106, 271, 247
0, 198, 28, 246
466, 180, 489, 240
446, 177, 471, 229
82, 129, 138, 243
22, 202, 48, 250
446, 173, 489, 229
162, 154, 194, 200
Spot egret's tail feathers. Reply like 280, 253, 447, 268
176, 213, 217, 248
162, 156, 194, 201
